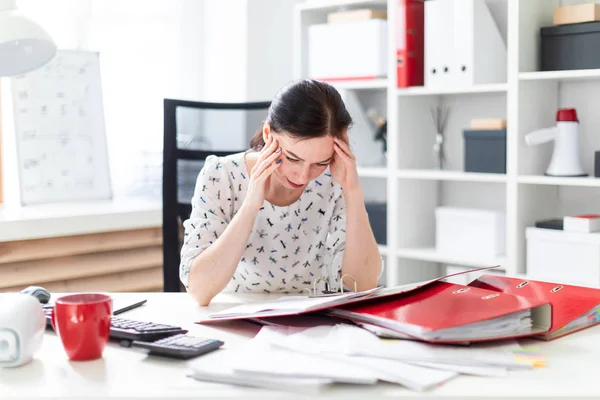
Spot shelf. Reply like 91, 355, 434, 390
396, 247, 507, 269
358, 167, 388, 178
296, 0, 387, 12
396, 169, 507, 183
378, 245, 388, 256
329, 79, 388, 90
396, 83, 508, 97
519, 69, 600, 82
517, 175, 600, 187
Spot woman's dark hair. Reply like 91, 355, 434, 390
250, 79, 353, 150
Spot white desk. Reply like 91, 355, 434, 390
3, 292, 600, 399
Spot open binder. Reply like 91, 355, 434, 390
198, 266, 550, 342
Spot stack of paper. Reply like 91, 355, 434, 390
187, 323, 546, 393
188, 364, 335, 395
265, 324, 540, 372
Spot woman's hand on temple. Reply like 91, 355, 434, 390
330, 136, 360, 192
244, 136, 282, 212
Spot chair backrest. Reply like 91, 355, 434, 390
162, 99, 271, 292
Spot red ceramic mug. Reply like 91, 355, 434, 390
50, 293, 112, 361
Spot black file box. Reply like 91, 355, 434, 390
365, 202, 387, 245
463, 129, 506, 174
541, 21, 600, 71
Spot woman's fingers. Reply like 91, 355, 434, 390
260, 156, 283, 179
333, 138, 355, 160
333, 140, 354, 162
253, 137, 278, 174
253, 147, 281, 179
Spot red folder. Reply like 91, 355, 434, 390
198, 266, 500, 324
468, 275, 600, 340
327, 280, 551, 344
396, 0, 424, 88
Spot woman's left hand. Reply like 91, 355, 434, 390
330, 136, 360, 192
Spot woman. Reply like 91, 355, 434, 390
180, 79, 383, 306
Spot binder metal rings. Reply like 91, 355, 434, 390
304, 274, 358, 297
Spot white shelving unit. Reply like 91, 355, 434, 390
396, 83, 508, 97
396, 169, 508, 183
294, 0, 600, 287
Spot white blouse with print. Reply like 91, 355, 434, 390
179, 151, 351, 294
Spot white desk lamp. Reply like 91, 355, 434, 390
0, 0, 56, 77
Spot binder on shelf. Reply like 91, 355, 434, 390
469, 274, 600, 341
396, 0, 424, 88
424, 0, 451, 88
453, 0, 507, 87
425, 0, 507, 88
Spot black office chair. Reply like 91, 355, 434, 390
162, 99, 271, 292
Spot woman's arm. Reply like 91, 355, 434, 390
186, 136, 282, 305
340, 186, 382, 291
329, 136, 382, 292
187, 203, 259, 306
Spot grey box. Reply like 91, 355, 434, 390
365, 202, 386, 245
541, 22, 600, 71
463, 129, 506, 174
595, 151, 600, 178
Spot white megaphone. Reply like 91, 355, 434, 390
525, 108, 587, 177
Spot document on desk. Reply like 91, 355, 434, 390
187, 365, 334, 395
228, 326, 458, 392
199, 289, 382, 322
188, 363, 334, 394
262, 324, 533, 372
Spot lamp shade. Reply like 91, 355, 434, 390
0, 0, 56, 77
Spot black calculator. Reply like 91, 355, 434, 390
131, 334, 224, 360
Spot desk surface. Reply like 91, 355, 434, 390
3, 292, 600, 399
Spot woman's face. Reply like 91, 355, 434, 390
271, 132, 335, 191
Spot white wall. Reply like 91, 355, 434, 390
246, 0, 303, 102
201, 0, 302, 149
202, 0, 248, 103
4, 0, 206, 202
2, 0, 301, 204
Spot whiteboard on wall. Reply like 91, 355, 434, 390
11, 50, 112, 205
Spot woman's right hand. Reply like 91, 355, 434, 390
244, 136, 282, 212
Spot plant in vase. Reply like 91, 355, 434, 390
367, 108, 387, 166
430, 105, 450, 170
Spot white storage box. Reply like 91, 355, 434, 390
435, 207, 506, 258
308, 19, 387, 81
526, 227, 600, 287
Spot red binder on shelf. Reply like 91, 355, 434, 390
327, 280, 551, 344
396, 0, 424, 88
468, 275, 600, 341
